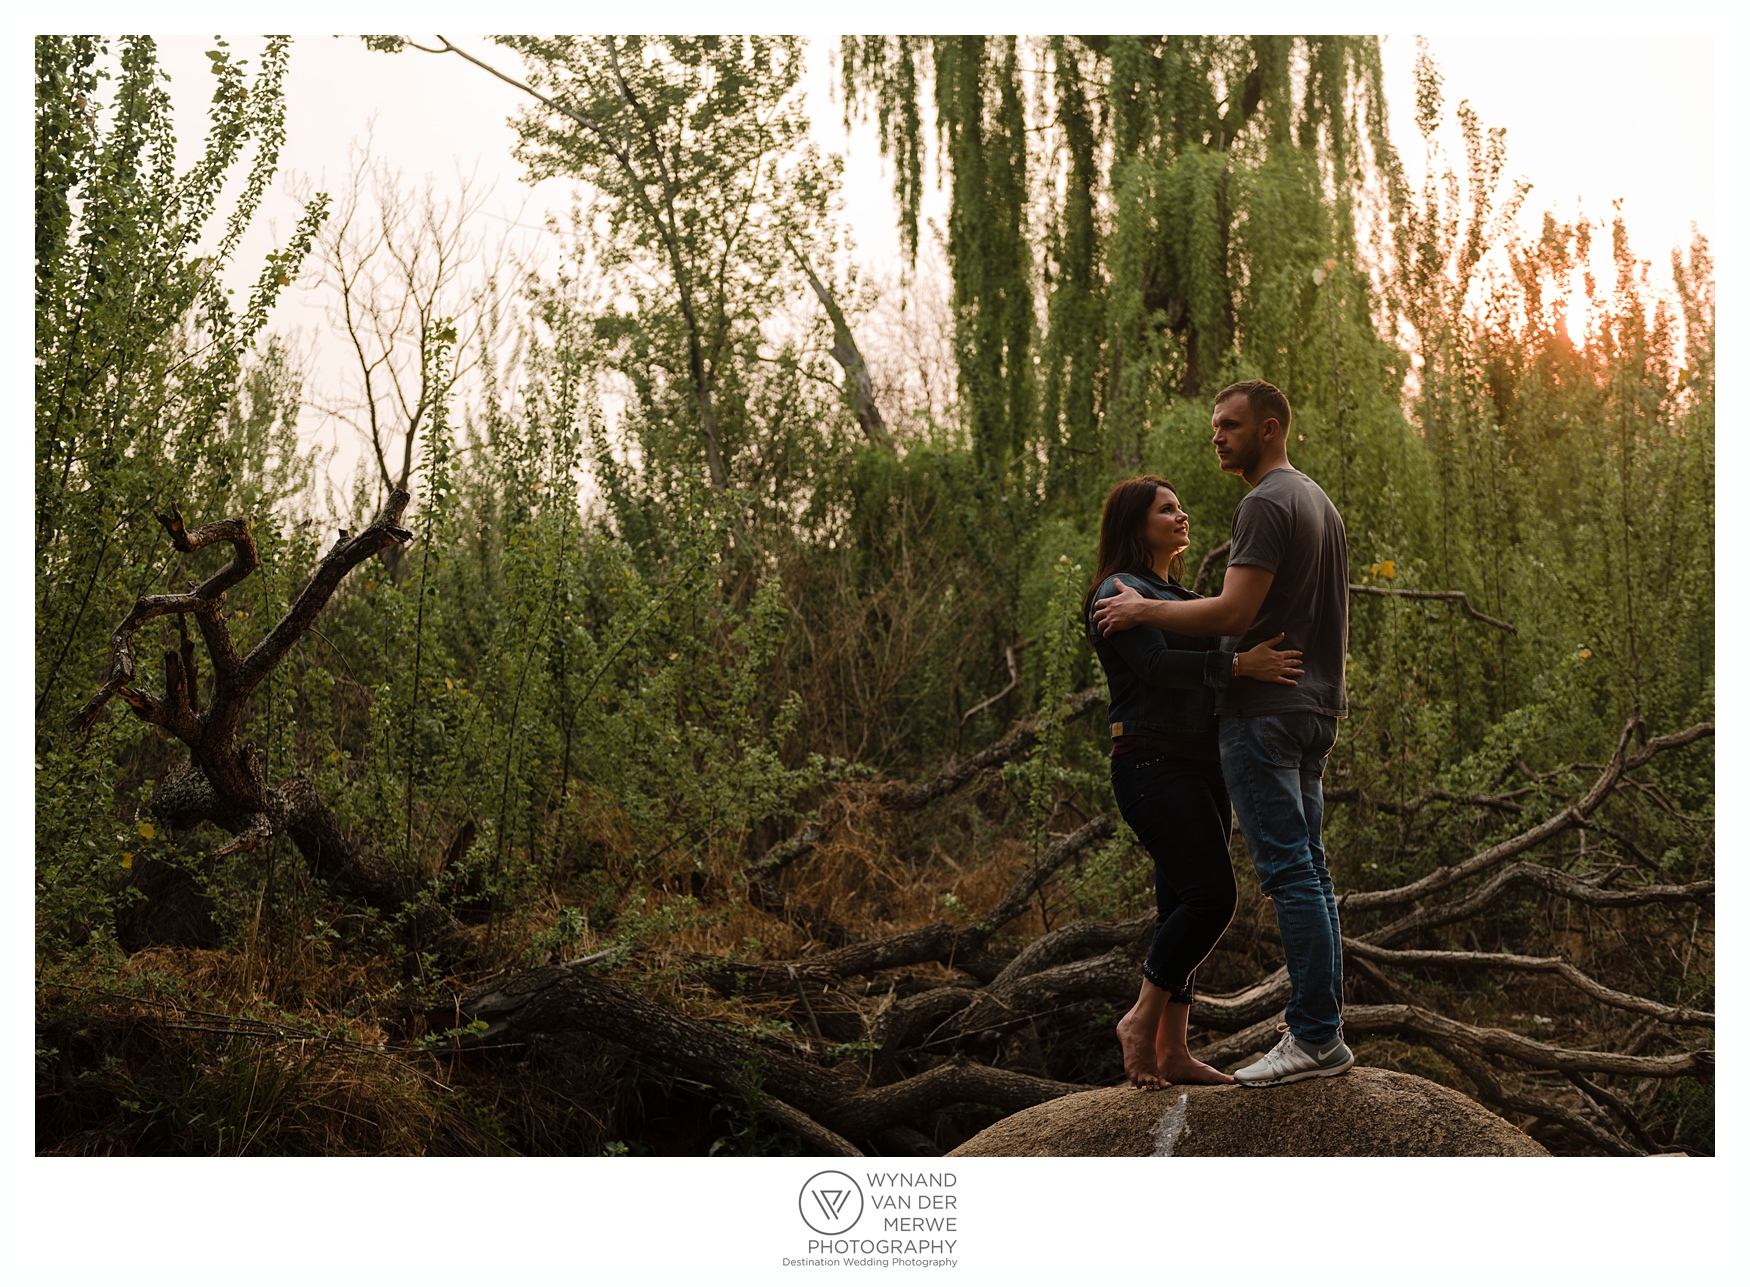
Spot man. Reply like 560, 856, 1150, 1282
1093, 379, 1352, 1087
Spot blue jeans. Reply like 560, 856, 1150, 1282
1219, 712, 1343, 1044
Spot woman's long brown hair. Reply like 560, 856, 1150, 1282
1081, 475, 1185, 627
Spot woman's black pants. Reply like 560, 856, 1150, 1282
1110, 751, 1238, 1002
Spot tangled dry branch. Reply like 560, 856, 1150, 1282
416, 703, 1711, 1157
74, 515, 1706, 1155
69, 493, 437, 921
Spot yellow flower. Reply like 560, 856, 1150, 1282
1370, 560, 1397, 580
136, 821, 156, 840
1580, 648, 1592, 658
120, 852, 133, 869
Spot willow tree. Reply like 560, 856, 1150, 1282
842, 35, 1405, 512
831, 35, 1431, 759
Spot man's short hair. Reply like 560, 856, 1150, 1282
1215, 379, 1292, 435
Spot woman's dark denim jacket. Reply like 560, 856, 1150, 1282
1086, 570, 1237, 742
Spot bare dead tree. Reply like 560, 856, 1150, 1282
294, 133, 518, 508
851, 242, 960, 440
785, 234, 894, 451
70, 494, 430, 918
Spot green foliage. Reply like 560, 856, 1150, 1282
37, 34, 1711, 1157
705, 1059, 806, 1156
1008, 554, 1089, 844
492, 35, 842, 494
35, 720, 149, 953
932, 37, 1035, 474
35, 37, 329, 979
844, 36, 1396, 474
35, 37, 328, 734
1059, 824, 1151, 922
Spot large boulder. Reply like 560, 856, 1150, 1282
948, 1067, 1547, 1157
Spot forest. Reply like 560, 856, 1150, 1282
35, 34, 1713, 1158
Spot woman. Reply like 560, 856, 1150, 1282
1084, 476, 1302, 1090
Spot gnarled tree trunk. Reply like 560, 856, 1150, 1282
71, 490, 426, 918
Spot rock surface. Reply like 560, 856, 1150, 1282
947, 1067, 1548, 1157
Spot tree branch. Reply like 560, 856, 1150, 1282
1324, 783, 1531, 815
1348, 583, 1517, 633
1338, 716, 1653, 912
1343, 940, 1714, 1026
873, 686, 1103, 810
744, 820, 825, 883
68, 509, 257, 735
828, 1058, 1084, 1136
431, 964, 1081, 1144
979, 815, 1117, 932
1360, 863, 1713, 947
1420, 1032, 1643, 1156
1339, 1004, 1710, 1078
1565, 1071, 1662, 1154
961, 639, 1030, 725
236, 488, 413, 695
784, 233, 894, 449
1192, 540, 1230, 595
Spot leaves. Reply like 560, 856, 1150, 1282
35, 36, 326, 729
35, 35, 1710, 1162
492, 35, 836, 491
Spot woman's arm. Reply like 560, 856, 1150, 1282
1103, 622, 1218, 689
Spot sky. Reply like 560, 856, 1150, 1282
155, 30, 1712, 340
136, 21, 1722, 493
11, 6, 1743, 1282
1378, 31, 1713, 262
131, 24, 1722, 490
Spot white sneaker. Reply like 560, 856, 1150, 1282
1234, 1023, 1354, 1087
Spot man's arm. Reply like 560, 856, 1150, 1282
1092, 565, 1275, 638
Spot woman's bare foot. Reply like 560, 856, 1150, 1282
1116, 1006, 1169, 1090
1155, 1001, 1237, 1084
1156, 1052, 1236, 1085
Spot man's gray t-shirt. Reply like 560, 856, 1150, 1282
1217, 467, 1349, 718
